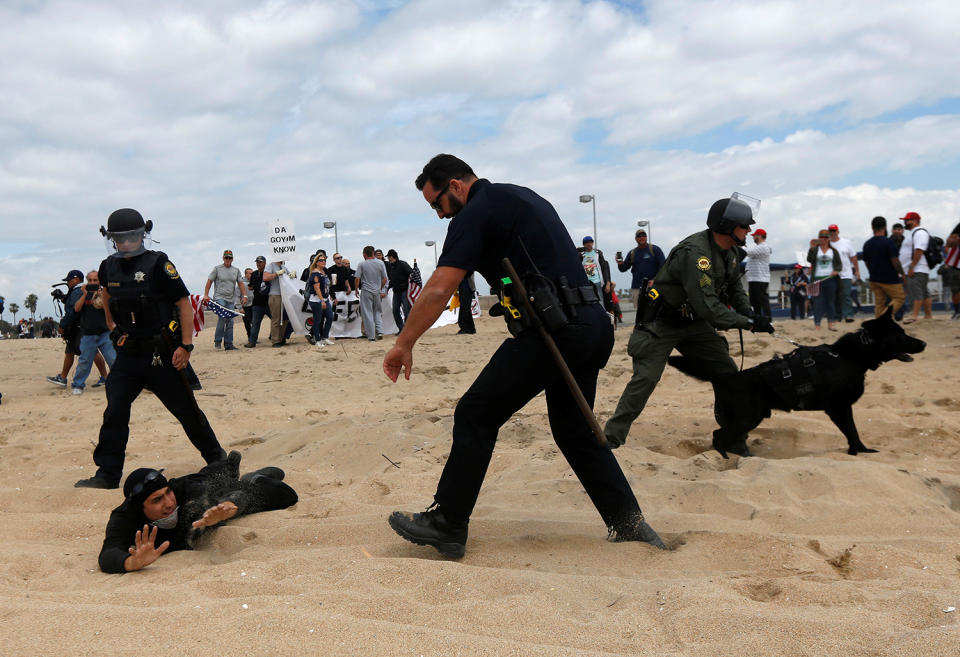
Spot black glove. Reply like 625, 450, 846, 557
750, 316, 774, 334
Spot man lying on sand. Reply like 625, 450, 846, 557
97, 452, 297, 573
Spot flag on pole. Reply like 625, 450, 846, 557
407, 261, 423, 305
189, 294, 206, 336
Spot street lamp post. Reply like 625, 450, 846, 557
579, 194, 597, 245
637, 219, 651, 243
322, 221, 338, 253
425, 240, 437, 266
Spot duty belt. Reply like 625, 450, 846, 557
560, 284, 602, 307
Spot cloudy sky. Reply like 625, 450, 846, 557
2, 0, 959, 320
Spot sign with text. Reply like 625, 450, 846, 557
268, 219, 296, 257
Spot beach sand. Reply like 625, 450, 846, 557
1, 315, 958, 656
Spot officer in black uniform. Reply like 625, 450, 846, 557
383, 154, 665, 558
75, 209, 226, 489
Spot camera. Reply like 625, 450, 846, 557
616, 251, 623, 260
51, 288, 67, 302
85, 283, 99, 293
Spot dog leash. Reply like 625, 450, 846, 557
771, 332, 801, 347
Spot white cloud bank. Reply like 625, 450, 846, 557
0, 0, 958, 317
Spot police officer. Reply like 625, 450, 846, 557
383, 154, 665, 558
603, 196, 774, 455
75, 209, 226, 489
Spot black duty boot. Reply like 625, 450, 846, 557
388, 504, 468, 558
74, 476, 119, 489
608, 513, 668, 550
240, 466, 285, 484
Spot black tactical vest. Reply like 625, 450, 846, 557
105, 251, 173, 337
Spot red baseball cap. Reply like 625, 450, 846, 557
900, 211, 920, 221
794, 263, 803, 269
827, 224, 839, 231
753, 228, 767, 238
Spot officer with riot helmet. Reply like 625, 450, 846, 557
75, 209, 226, 489
603, 195, 775, 454
383, 154, 666, 559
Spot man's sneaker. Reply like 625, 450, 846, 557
322, 338, 335, 346
244, 342, 257, 348
951, 311, 960, 321
71, 386, 83, 396
607, 513, 668, 550
46, 374, 67, 387
844, 317, 854, 323
214, 342, 222, 350
388, 504, 468, 558
74, 476, 119, 489
305, 335, 316, 345
224, 345, 238, 351
91, 376, 107, 388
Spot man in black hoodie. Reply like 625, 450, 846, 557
97, 452, 297, 573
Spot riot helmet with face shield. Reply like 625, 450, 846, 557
100, 208, 154, 258
707, 193, 759, 246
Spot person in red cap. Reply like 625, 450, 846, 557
897, 212, 933, 322
828, 224, 860, 322
744, 228, 772, 318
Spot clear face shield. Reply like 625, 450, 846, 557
101, 226, 152, 258
725, 192, 760, 246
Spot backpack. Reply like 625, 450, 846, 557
916, 228, 944, 268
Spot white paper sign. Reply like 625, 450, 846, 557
268, 219, 296, 258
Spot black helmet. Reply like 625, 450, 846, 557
100, 208, 153, 258
707, 197, 755, 244
106, 208, 152, 234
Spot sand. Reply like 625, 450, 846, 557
1, 315, 959, 656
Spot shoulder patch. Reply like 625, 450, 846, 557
164, 262, 180, 279
696, 256, 711, 271
699, 273, 712, 288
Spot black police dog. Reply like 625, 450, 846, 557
668, 307, 925, 458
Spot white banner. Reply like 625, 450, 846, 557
268, 219, 296, 258
277, 276, 461, 338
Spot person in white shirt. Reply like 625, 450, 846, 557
827, 224, 859, 322
745, 228, 772, 319
897, 211, 933, 323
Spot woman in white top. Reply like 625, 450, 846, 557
806, 230, 841, 330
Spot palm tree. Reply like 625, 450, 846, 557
24, 293, 38, 323
9, 302, 19, 327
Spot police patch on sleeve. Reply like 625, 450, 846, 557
699, 273, 712, 288
696, 256, 711, 271
164, 262, 180, 279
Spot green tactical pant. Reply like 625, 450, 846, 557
604, 319, 738, 447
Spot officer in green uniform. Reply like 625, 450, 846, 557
604, 195, 774, 454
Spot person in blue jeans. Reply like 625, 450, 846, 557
245, 256, 270, 347
202, 250, 248, 350
807, 230, 841, 330
307, 253, 335, 346
71, 271, 116, 395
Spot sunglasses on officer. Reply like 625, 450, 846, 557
429, 179, 453, 211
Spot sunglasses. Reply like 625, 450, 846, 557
126, 469, 165, 500
429, 179, 452, 211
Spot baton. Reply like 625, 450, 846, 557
501, 258, 608, 448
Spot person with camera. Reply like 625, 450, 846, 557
603, 196, 774, 455
46, 269, 108, 388
383, 154, 665, 559
69, 270, 117, 395
74, 209, 226, 489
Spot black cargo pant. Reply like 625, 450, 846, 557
435, 303, 645, 532
92, 346, 225, 484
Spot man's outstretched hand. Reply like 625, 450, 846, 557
192, 501, 239, 529
383, 345, 413, 382
125, 524, 170, 572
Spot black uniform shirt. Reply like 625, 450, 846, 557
437, 179, 589, 289
98, 251, 189, 335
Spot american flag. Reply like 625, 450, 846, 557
407, 261, 423, 305
208, 299, 243, 320
189, 295, 206, 336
